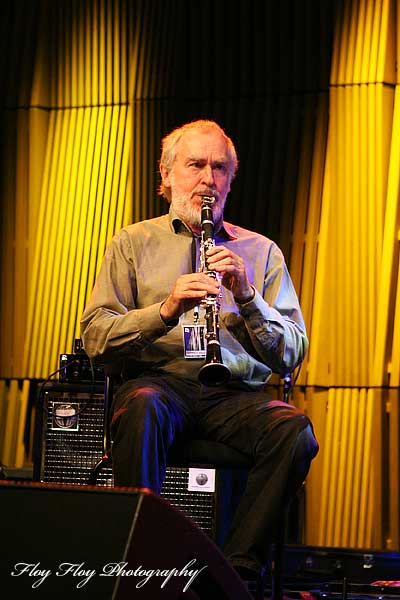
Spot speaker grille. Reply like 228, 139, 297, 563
161, 467, 214, 537
38, 386, 215, 537
41, 390, 113, 486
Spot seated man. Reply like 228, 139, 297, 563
80, 119, 318, 581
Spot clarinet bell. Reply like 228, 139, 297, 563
198, 342, 231, 387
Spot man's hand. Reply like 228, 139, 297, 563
160, 273, 221, 322
206, 246, 254, 302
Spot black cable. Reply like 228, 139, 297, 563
282, 360, 304, 402
291, 361, 303, 388
38, 358, 79, 403
38, 357, 99, 421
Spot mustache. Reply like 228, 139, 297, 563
191, 189, 219, 201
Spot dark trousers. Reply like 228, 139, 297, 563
111, 374, 319, 573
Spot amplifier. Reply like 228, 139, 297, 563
35, 382, 112, 486
59, 352, 104, 383
34, 383, 219, 539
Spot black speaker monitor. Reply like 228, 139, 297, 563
0, 481, 252, 599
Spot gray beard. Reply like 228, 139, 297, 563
171, 193, 225, 231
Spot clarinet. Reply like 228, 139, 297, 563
197, 196, 231, 387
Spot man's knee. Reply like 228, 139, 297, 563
112, 382, 168, 427
258, 403, 318, 466
291, 423, 319, 482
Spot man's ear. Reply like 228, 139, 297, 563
159, 164, 172, 202
160, 164, 170, 187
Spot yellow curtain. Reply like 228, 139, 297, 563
293, 0, 400, 548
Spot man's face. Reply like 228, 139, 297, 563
161, 127, 233, 231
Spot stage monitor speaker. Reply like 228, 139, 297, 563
0, 481, 252, 600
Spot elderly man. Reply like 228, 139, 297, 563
81, 119, 318, 583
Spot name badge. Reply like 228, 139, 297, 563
182, 325, 206, 359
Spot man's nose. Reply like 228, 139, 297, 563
200, 164, 215, 185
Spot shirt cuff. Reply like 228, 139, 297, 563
234, 285, 256, 306
160, 303, 179, 328
237, 288, 271, 319
134, 302, 178, 342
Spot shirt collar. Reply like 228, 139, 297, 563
168, 206, 237, 240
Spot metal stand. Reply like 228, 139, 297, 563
87, 375, 113, 485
